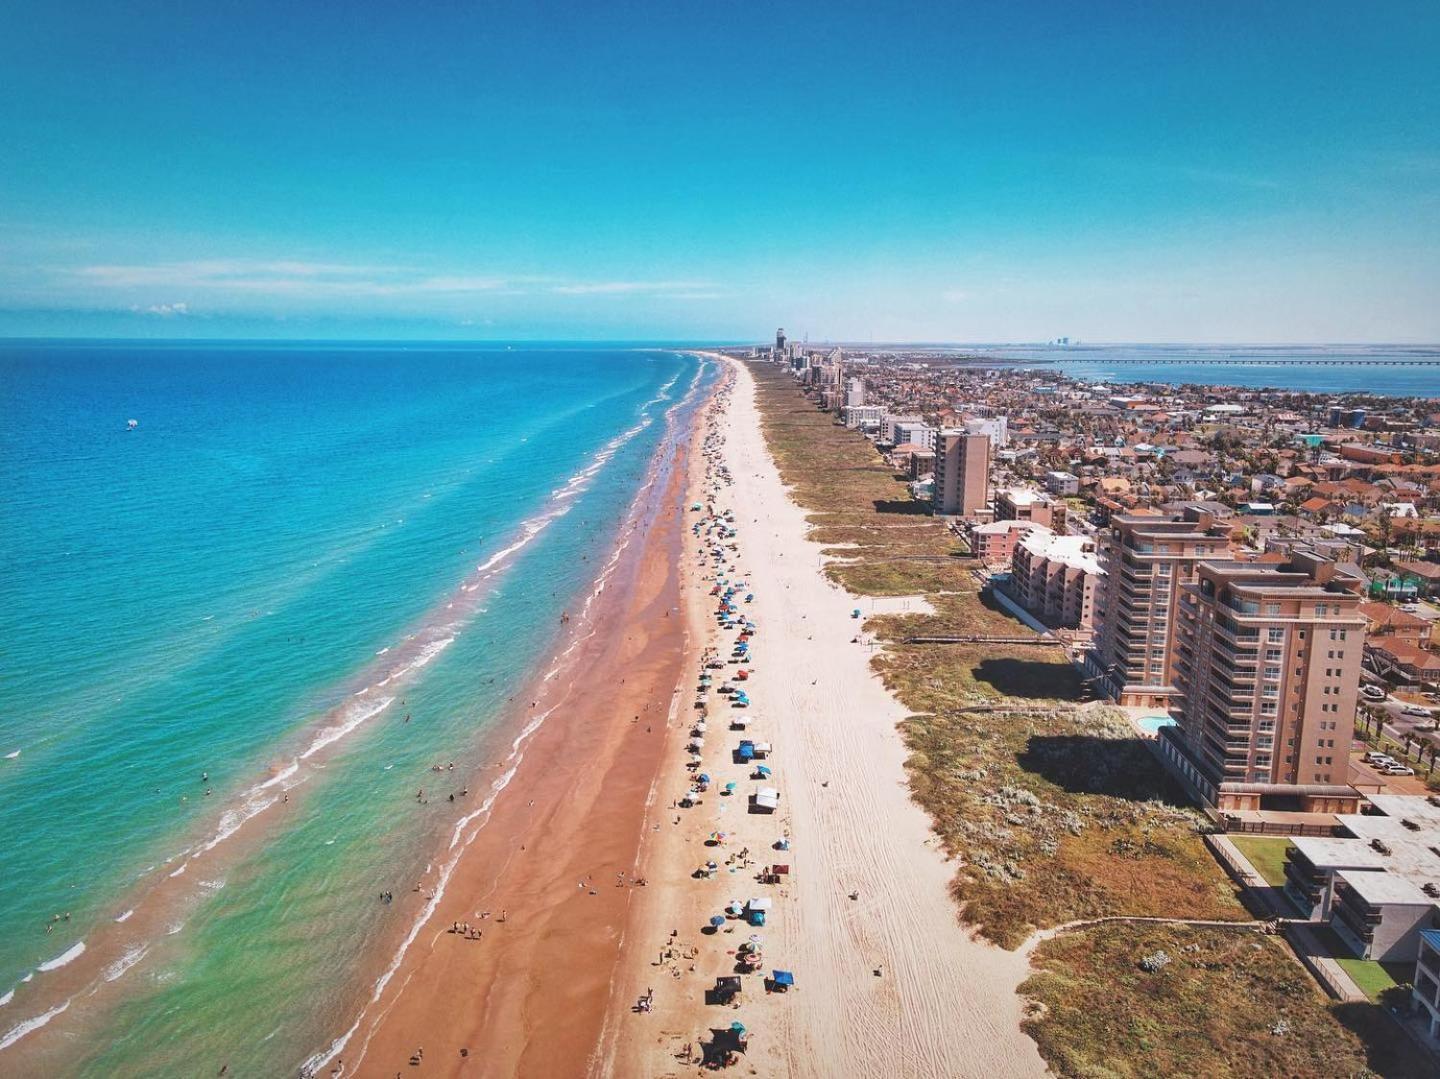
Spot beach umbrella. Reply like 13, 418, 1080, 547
756, 765, 771, 777
698, 773, 711, 783
710, 915, 726, 928
730, 1022, 747, 1036
725, 782, 737, 792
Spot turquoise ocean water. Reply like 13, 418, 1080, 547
0, 342, 710, 1074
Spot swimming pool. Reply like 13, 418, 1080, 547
1136, 715, 1176, 735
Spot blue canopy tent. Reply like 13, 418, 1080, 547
771, 970, 794, 990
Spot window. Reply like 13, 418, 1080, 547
1266, 603, 1281, 615
1266, 648, 1282, 661
1265, 666, 1281, 680
1268, 628, 1284, 643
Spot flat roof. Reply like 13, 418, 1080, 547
1290, 837, 1390, 870
1336, 869, 1435, 906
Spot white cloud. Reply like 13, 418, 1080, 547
550, 280, 716, 296
68, 259, 716, 306
130, 301, 189, 317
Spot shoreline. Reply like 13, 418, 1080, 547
596, 356, 1046, 1077
0, 367, 696, 1073
330, 360, 719, 1076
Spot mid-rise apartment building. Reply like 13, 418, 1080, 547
995, 488, 1068, 533
932, 430, 989, 517
1163, 550, 1365, 813
1086, 510, 1231, 707
1011, 531, 1102, 629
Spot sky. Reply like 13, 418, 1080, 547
2, 1, 1438, 343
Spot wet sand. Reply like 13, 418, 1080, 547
343, 378, 711, 1077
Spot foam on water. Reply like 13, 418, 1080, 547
36, 943, 85, 974
0, 1001, 70, 1052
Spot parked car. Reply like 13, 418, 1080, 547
1362, 751, 1397, 766
1360, 685, 1387, 701
1401, 705, 1434, 718
1381, 764, 1416, 776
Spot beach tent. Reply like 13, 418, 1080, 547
771, 970, 795, 990
752, 742, 771, 758
746, 897, 773, 912
754, 787, 780, 811
737, 741, 755, 761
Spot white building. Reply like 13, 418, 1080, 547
963, 415, 1009, 449
842, 404, 883, 430
892, 420, 936, 451
1045, 470, 1080, 497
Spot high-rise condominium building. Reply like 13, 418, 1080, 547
1086, 510, 1231, 707
932, 430, 989, 517
1163, 550, 1364, 813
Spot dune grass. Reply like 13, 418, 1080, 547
1022, 922, 1432, 1079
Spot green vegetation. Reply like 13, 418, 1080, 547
1022, 922, 1432, 1079
1335, 956, 1411, 1004
1230, 836, 1293, 887
746, 363, 1425, 1076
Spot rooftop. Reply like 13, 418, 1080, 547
1336, 869, 1435, 906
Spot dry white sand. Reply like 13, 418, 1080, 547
600, 358, 1046, 1078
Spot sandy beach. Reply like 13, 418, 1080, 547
327, 379, 712, 1077
597, 358, 1045, 1078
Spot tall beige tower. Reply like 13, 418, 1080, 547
932, 430, 989, 516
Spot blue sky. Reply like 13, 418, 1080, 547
2, 1, 1438, 342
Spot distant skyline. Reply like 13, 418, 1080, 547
2, 2, 1439, 342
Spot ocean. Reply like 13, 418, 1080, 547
0, 342, 711, 1073
964, 343, 1440, 397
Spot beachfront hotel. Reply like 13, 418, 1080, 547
932, 430, 989, 517
1163, 549, 1366, 813
1086, 509, 1232, 708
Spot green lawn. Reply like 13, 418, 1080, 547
1336, 956, 1412, 1002
1229, 836, 1293, 887
1315, 927, 1414, 1003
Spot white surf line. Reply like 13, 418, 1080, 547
302, 356, 710, 1076
0, 367, 696, 1058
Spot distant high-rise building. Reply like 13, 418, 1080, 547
845, 377, 865, 408
932, 431, 989, 516
1162, 550, 1364, 813
776, 328, 787, 353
